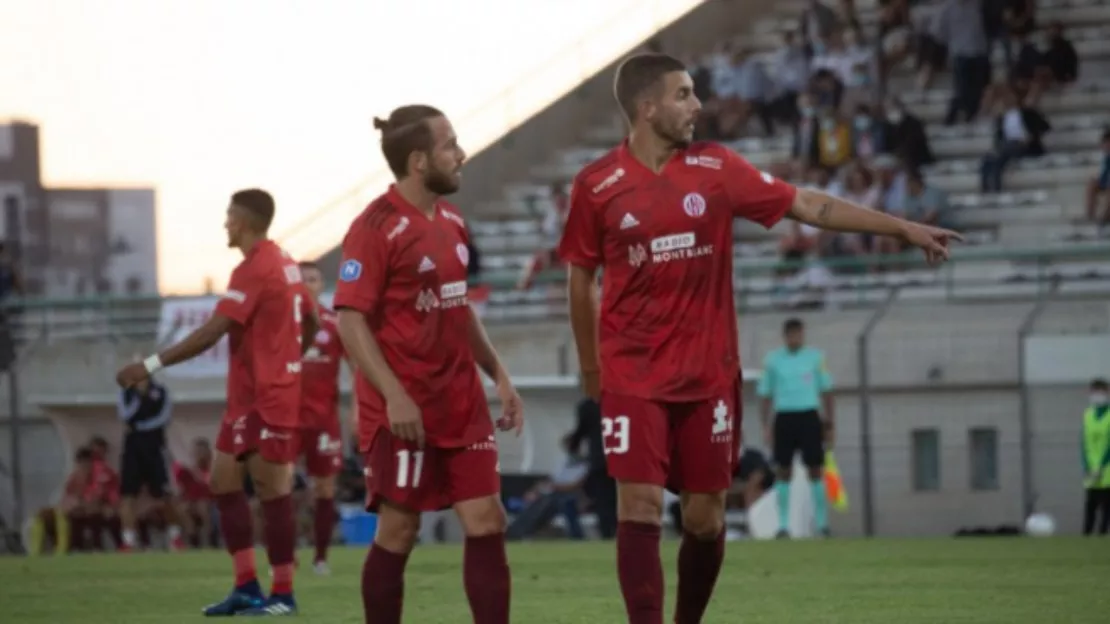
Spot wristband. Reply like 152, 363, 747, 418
143, 354, 163, 375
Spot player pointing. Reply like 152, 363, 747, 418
117, 189, 317, 617
558, 54, 960, 624
334, 105, 524, 624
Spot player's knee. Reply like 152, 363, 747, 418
617, 484, 664, 524
312, 477, 336, 500
376, 504, 421, 553
681, 494, 726, 539
455, 496, 507, 537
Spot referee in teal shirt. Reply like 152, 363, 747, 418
758, 318, 834, 538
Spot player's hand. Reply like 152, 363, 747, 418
898, 223, 963, 267
386, 392, 425, 449
580, 370, 601, 401
115, 362, 149, 389
495, 376, 525, 436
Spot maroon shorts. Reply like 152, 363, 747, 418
600, 381, 741, 493
215, 411, 299, 464
362, 429, 500, 512
298, 421, 343, 478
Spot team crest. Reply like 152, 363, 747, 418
682, 192, 707, 218
315, 330, 330, 344
456, 243, 469, 266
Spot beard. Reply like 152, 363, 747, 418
424, 167, 460, 195
651, 117, 693, 148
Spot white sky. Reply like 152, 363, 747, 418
1, 0, 692, 293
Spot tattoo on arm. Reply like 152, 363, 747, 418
816, 201, 833, 224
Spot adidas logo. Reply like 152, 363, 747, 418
418, 256, 436, 273
620, 213, 640, 230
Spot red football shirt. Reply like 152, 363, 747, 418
558, 141, 796, 402
333, 186, 492, 450
215, 239, 308, 428
300, 307, 345, 429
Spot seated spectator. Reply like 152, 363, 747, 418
884, 96, 935, 170
86, 436, 123, 549
505, 435, 590, 541
517, 182, 569, 290
28, 447, 118, 555
851, 104, 888, 163
716, 48, 775, 138
821, 163, 879, 260
799, 0, 843, 56
1009, 29, 1042, 84
1003, 0, 1036, 49
890, 169, 954, 228
878, 0, 914, 75
980, 86, 1050, 193
174, 437, 216, 548
1041, 21, 1079, 85
814, 109, 855, 172
1085, 129, 1110, 227
810, 68, 843, 113
770, 31, 810, 125
811, 30, 857, 87
914, 3, 949, 90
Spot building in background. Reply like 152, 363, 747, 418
0, 121, 158, 297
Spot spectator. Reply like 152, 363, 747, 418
980, 86, 1050, 192
884, 96, 935, 169
517, 182, 568, 290
814, 109, 855, 172
878, 0, 914, 76
717, 48, 775, 138
935, 0, 991, 125
173, 438, 216, 548
505, 434, 590, 541
851, 104, 888, 163
982, 0, 1013, 69
1041, 21, 1079, 86
915, 5, 949, 90
810, 68, 843, 112
787, 93, 820, 176
86, 436, 123, 550
1002, 0, 1036, 46
770, 31, 809, 125
1085, 129, 1110, 227
891, 170, 953, 228
799, 0, 842, 56
811, 30, 858, 87
823, 164, 879, 260
568, 397, 615, 539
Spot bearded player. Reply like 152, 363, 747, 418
334, 105, 524, 624
297, 260, 347, 575
117, 189, 317, 617
558, 54, 961, 624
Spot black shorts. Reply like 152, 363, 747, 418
734, 448, 775, 491
772, 410, 824, 470
120, 440, 171, 498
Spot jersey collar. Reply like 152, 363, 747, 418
387, 184, 439, 221
617, 138, 686, 178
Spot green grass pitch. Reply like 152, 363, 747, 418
2, 537, 1108, 622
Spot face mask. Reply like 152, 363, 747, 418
1093, 393, 1109, 406
854, 116, 872, 130
887, 110, 904, 124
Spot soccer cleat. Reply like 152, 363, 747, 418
202, 587, 265, 617
775, 530, 790, 540
819, 527, 832, 538
237, 595, 297, 617
312, 560, 331, 576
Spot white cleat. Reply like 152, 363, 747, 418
313, 561, 331, 576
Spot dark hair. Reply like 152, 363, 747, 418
1101, 128, 1110, 142
75, 447, 94, 462
906, 169, 926, 186
298, 260, 319, 272
373, 105, 445, 179
89, 435, 108, 449
230, 188, 276, 232
1092, 378, 1109, 391
193, 437, 211, 449
613, 53, 687, 122
783, 318, 804, 333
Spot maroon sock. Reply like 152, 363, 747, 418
215, 492, 257, 586
88, 516, 106, 551
674, 530, 726, 624
313, 498, 336, 564
107, 516, 123, 549
138, 520, 152, 548
616, 521, 664, 624
261, 495, 297, 595
463, 534, 511, 624
362, 543, 408, 624
68, 515, 87, 552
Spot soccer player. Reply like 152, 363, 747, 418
296, 260, 346, 574
759, 318, 835, 538
334, 105, 524, 624
116, 188, 316, 617
558, 53, 961, 624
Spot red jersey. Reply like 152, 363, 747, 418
558, 141, 796, 402
215, 239, 308, 428
173, 462, 212, 501
65, 460, 119, 505
300, 307, 345, 429
333, 186, 492, 450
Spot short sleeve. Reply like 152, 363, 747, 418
215, 264, 264, 325
557, 179, 603, 270
333, 220, 389, 315
816, 352, 833, 391
722, 149, 796, 229
756, 355, 773, 397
